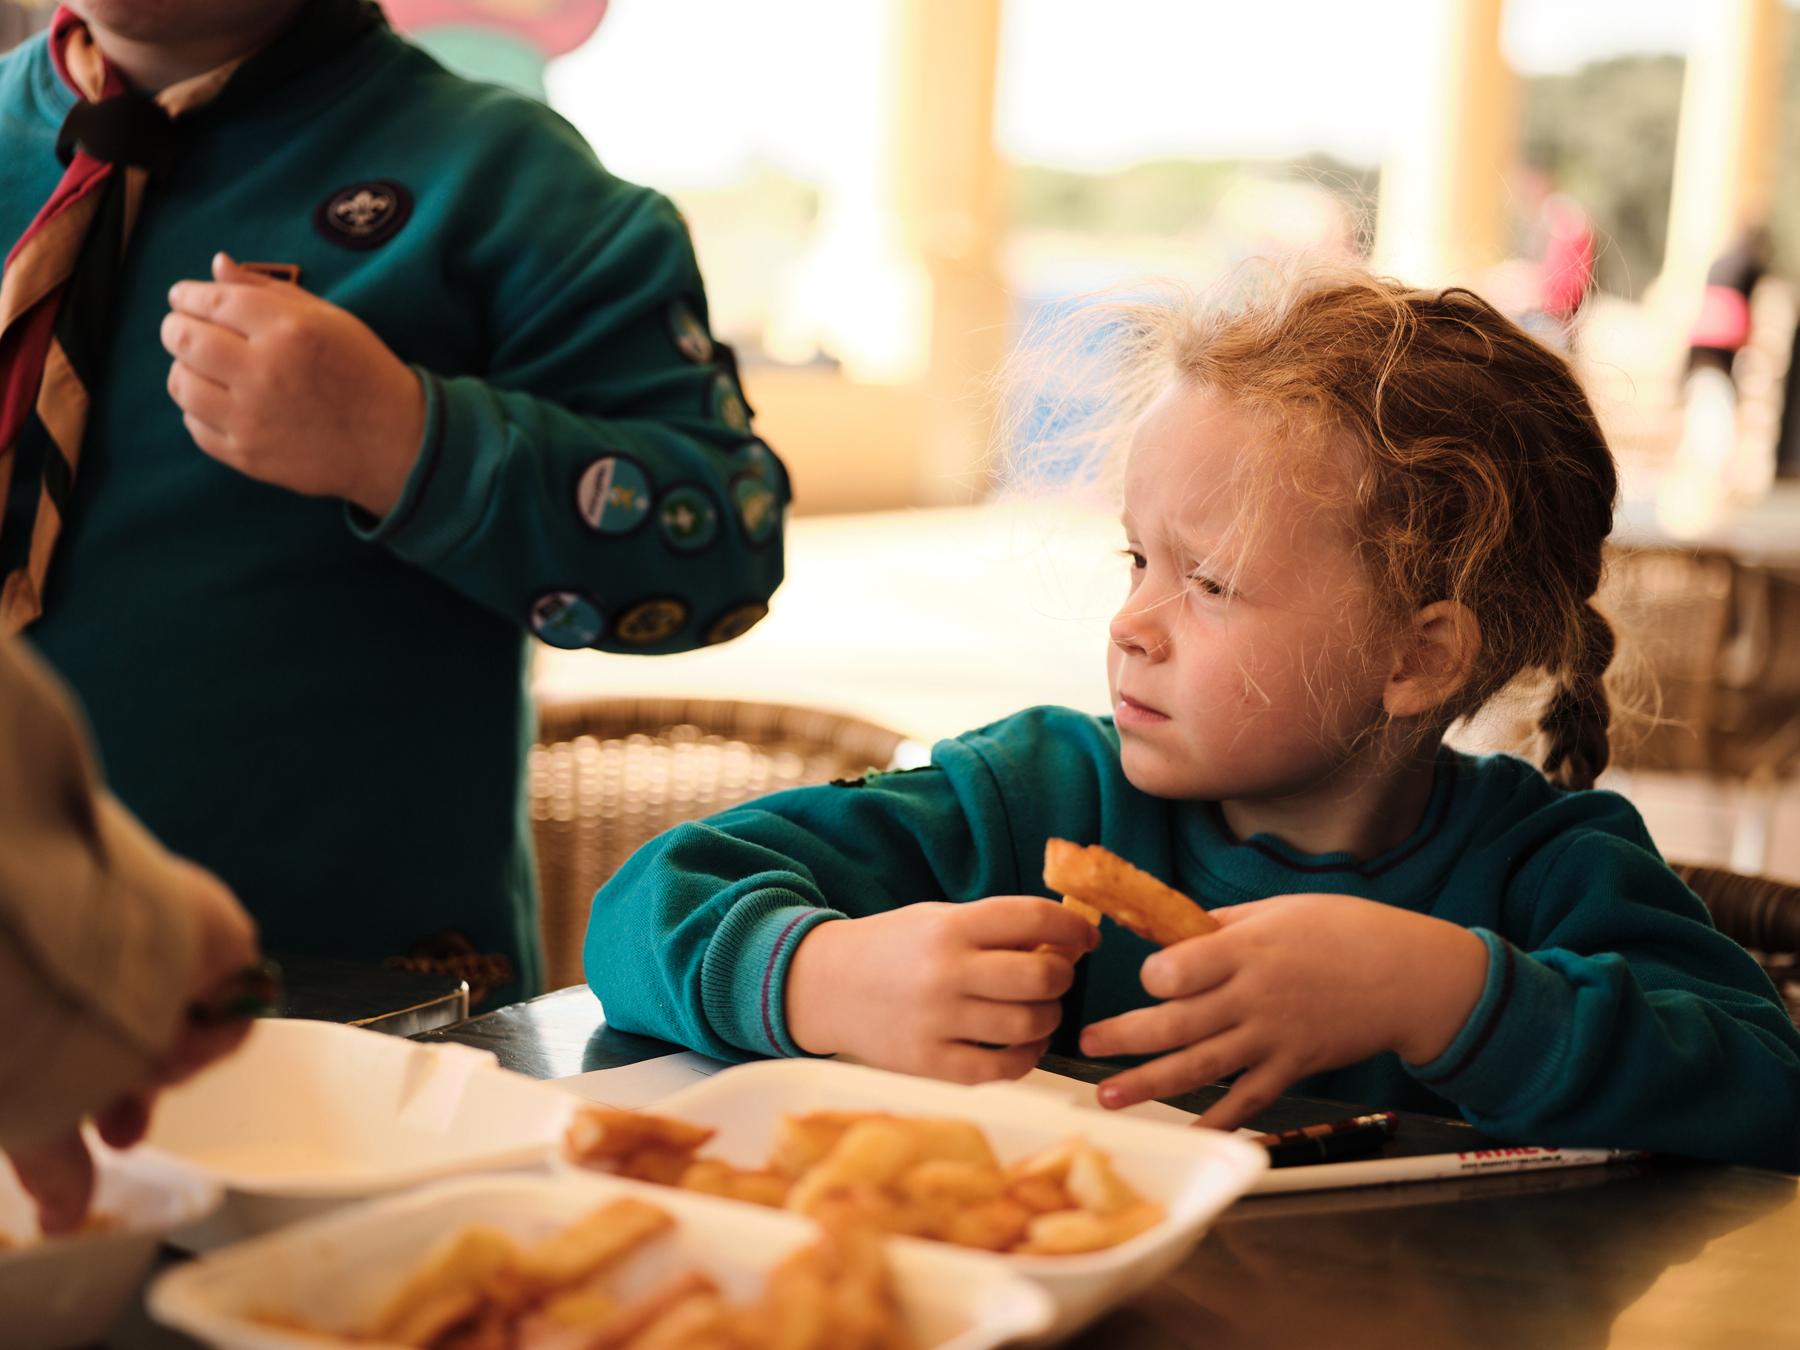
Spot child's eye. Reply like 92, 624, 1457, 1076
1118, 548, 1146, 570
1187, 571, 1227, 597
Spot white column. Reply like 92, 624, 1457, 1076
1660, 0, 1787, 314
1373, 0, 1517, 286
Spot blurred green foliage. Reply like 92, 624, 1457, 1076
1010, 153, 1378, 249
1523, 55, 1685, 300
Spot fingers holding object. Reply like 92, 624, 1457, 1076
958, 895, 1101, 954
160, 309, 249, 384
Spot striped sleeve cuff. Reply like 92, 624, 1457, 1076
699, 890, 842, 1059
1405, 928, 1577, 1115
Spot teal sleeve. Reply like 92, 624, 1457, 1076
583, 708, 1132, 1058
349, 104, 785, 654
1407, 833, 1800, 1173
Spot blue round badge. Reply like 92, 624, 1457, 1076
658, 485, 720, 553
574, 456, 653, 534
731, 472, 780, 546
529, 591, 605, 649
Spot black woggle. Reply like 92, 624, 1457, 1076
57, 95, 177, 175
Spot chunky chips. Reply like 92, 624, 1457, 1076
1042, 839, 1217, 946
288, 1195, 916, 1350
565, 1108, 1165, 1258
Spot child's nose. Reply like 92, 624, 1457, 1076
1110, 607, 1166, 660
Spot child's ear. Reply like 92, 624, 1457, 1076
1383, 600, 1481, 719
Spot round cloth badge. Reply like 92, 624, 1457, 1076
708, 371, 753, 436
313, 180, 413, 250
706, 601, 769, 646
664, 299, 714, 365
574, 455, 653, 534
733, 438, 781, 489
615, 597, 690, 646
731, 472, 781, 546
529, 591, 605, 649
730, 473, 781, 546
657, 484, 720, 553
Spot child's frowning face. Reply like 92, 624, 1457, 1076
1108, 385, 1395, 805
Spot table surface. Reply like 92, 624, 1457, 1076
415, 986, 1800, 1350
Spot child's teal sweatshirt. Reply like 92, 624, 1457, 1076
0, 8, 787, 1001
586, 707, 1800, 1173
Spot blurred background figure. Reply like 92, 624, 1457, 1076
1658, 227, 1774, 536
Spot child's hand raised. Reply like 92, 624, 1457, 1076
1078, 893, 1488, 1131
784, 897, 1100, 1084
161, 253, 425, 518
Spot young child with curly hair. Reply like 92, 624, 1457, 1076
586, 266, 1800, 1172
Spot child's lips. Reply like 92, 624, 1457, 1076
1115, 693, 1170, 726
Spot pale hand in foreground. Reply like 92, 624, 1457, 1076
161, 252, 425, 518
1079, 892, 1488, 1131
784, 897, 1099, 1083
4, 861, 258, 1236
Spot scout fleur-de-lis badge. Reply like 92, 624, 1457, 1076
314, 180, 414, 250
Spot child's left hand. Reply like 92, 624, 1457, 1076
1078, 893, 1489, 1131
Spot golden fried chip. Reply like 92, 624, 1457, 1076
514, 1198, 674, 1292
1043, 838, 1217, 946
566, 1108, 717, 1172
367, 1223, 518, 1346
896, 1159, 1005, 1206
769, 1111, 886, 1180
1064, 1142, 1140, 1217
785, 1120, 920, 1216
1004, 1172, 1074, 1215
900, 1118, 996, 1169
1014, 1199, 1164, 1255
939, 1198, 1033, 1253
680, 1159, 789, 1209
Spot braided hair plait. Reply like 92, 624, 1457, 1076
1539, 603, 1616, 791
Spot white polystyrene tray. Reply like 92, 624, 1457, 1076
141, 1018, 578, 1246
0, 1132, 220, 1350
149, 1171, 1054, 1350
603, 1058, 1268, 1343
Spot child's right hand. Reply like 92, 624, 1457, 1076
784, 898, 1100, 1084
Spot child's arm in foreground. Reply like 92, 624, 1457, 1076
1086, 839, 1800, 1172
583, 722, 1113, 1079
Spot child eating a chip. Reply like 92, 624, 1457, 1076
585, 265, 1800, 1172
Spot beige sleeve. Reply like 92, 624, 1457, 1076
0, 636, 205, 1148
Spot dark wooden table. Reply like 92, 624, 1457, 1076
110, 986, 1800, 1348
419, 987, 1800, 1350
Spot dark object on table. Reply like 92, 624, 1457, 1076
531, 698, 909, 989
1674, 863, 1800, 1026
273, 951, 467, 1036
1255, 1111, 1399, 1167
187, 959, 285, 1028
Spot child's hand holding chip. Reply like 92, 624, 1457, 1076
1079, 892, 1488, 1130
784, 898, 1100, 1085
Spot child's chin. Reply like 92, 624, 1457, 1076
1118, 749, 1219, 802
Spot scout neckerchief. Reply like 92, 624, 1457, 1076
0, 0, 382, 632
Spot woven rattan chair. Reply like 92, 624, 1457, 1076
1673, 863, 1800, 1027
530, 698, 914, 991
1602, 546, 1800, 869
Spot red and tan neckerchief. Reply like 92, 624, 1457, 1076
0, 8, 245, 632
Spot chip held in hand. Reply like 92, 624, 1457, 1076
1043, 839, 1218, 946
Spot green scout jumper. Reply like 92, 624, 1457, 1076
586, 706, 1800, 1173
0, 9, 788, 1003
